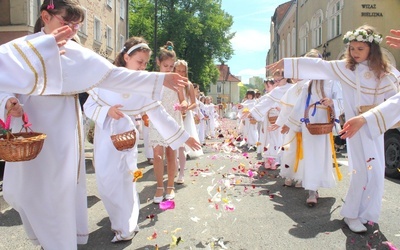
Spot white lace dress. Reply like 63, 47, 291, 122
149, 87, 183, 147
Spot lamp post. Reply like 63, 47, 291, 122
153, 0, 158, 70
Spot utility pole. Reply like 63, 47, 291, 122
153, 0, 158, 70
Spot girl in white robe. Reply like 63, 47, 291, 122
83, 38, 196, 243
274, 79, 307, 186
205, 96, 216, 138
286, 79, 343, 205
241, 90, 258, 150
0, 1, 197, 249
194, 87, 205, 144
250, 72, 292, 169
198, 96, 207, 145
268, 25, 400, 233
173, 60, 203, 184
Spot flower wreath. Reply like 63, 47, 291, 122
343, 29, 383, 45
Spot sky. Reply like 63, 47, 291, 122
220, 0, 289, 84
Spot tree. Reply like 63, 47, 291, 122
128, 0, 234, 93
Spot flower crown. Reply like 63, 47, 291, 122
343, 29, 383, 45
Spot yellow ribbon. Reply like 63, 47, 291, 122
330, 132, 342, 181
294, 132, 303, 173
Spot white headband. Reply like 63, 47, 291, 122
126, 43, 150, 55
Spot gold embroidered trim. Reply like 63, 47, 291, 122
27, 41, 47, 95
375, 109, 386, 134
279, 100, 294, 107
166, 128, 186, 145
331, 61, 395, 95
74, 94, 83, 183
12, 43, 38, 95
60, 68, 114, 95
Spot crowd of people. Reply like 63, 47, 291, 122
2, 0, 400, 248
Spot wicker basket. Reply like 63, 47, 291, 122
267, 108, 279, 124
304, 103, 335, 135
110, 113, 136, 151
0, 131, 46, 162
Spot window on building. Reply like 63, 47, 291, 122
78, 8, 87, 35
299, 23, 309, 55
311, 10, 323, 47
327, 0, 343, 39
106, 26, 112, 48
106, 0, 113, 8
119, 34, 125, 52
286, 34, 291, 58
120, 0, 125, 19
94, 17, 101, 42
217, 82, 222, 94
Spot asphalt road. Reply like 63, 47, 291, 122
1, 119, 400, 250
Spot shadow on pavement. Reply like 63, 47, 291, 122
342, 223, 391, 249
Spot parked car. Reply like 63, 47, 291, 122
384, 128, 400, 178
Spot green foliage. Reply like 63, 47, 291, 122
239, 85, 248, 101
128, 0, 234, 91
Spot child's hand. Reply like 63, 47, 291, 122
108, 104, 124, 120
51, 26, 74, 54
340, 115, 366, 139
268, 124, 280, 131
185, 137, 201, 150
281, 125, 290, 134
386, 29, 400, 49
6, 98, 23, 117
320, 98, 333, 106
266, 59, 284, 73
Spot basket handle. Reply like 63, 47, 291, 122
110, 113, 135, 135
302, 102, 335, 124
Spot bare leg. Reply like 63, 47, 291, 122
153, 145, 165, 197
177, 147, 186, 181
165, 147, 177, 197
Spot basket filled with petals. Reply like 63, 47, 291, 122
0, 113, 46, 162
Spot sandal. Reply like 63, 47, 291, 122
306, 191, 318, 207
165, 186, 175, 200
153, 187, 164, 204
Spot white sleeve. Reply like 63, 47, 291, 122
146, 106, 189, 150
363, 93, 400, 138
0, 35, 63, 95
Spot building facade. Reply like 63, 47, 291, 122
208, 64, 241, 105
0, 0, 129, 62
268, 0, 400, 69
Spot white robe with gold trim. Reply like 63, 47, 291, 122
277, 80, 307, 181
83, 88, 189, 242
0, 30, 172, 250
251, 84, 292, 160
287, 80, 343, 191
284, 58, 399, 222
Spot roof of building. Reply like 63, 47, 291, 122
272, 0, 294, 24
216, 64, 241, 82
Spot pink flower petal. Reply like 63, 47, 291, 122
159, 200, 175, 210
